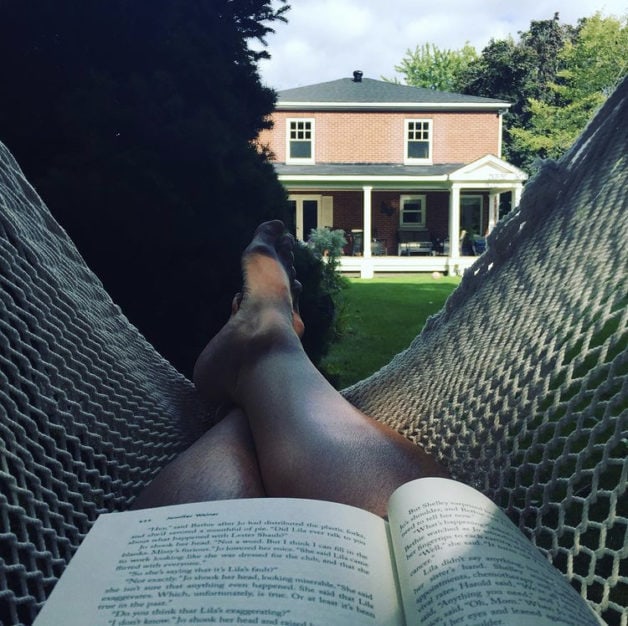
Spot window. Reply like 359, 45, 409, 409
405, 119, 432, 163
400, 195, 426, 227
287, 119, 315, 163
461, 195, 484, 236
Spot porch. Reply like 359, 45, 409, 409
338, 253, 478, 276
276, 156, 528, 278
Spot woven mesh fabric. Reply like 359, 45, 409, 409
0, 144, 206, 624
344, 79, 627, 623
0, 84, 626, 625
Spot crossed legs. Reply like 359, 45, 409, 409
134, 221, 448, 517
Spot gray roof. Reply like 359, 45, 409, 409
277, 77, 509, 108
274, 163, 463, 177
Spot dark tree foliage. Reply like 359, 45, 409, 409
0, 0, 291, 375
458, 13, 577, 169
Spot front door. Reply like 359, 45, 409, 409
288, 195, 321, 241
460, 195, 484, 237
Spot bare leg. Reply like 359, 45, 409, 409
133, 251, 305, 511
194, 221, 448, 517
132, 408, 265, 509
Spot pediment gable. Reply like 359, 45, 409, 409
449, 155, 528, 182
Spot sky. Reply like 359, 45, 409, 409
253, 0, 627, 91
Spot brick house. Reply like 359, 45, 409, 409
257, 71, 527, 276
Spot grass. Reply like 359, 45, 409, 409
321, 278, 626, 615
321, 275, 461, 389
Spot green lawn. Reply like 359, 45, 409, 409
321, 275, 461, 389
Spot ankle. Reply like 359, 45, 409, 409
240, 307, 301, 363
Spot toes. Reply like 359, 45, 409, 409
291, 280, 302, 312
277, 232, 295, 255
244, 220, 286, 261
292, 312, 305, 339
276, 233, 298, 282
291, 280, 305, 338
274, 233, 302, 312
231, 293, 243, 315
253, 219, 285, 245
254, 219, 285, 238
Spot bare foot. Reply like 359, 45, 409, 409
231, 233, 304, 338
193, 221, 303, 407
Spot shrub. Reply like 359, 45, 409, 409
306, 227, 348, 295
293, 237, 347, 368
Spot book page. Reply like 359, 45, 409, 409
388, 478, 601, 626
34, 498, 402, 626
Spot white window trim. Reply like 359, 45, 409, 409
399, 194, 427, 228
286, 118, 315, 164
404, 119, 432, 165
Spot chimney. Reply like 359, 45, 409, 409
352, 70, 363, 83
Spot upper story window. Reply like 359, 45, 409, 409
405, 119, 432, 164
287, 119, 315, 163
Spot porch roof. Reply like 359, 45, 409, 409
274, 157, 527, 190
275, 162, 460, 178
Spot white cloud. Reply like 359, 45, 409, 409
257, 0, 627, 90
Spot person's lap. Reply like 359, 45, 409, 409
132, 407, 265, 509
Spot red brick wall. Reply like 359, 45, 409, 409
316, 190, 456, 253
330, 191, 402, 254
258, 110, 501, 164
432, 113, 500, 162
328, 191, 362, 233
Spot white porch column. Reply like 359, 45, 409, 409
361, 186, 374, 278
448, 183, 461, 274
488, 191, 500, 234
512, 183, 524, 210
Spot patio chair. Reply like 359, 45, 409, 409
1, 76, 626, 625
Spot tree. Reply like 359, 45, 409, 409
458, 36, 528, 111
558, 12, 627, 98
392, 11, 625, 173
0, 0, 291, 375
392, 42, 478, 92
510, 13, 628, 161
518, 13, 575, 103
458, 14, 577, 169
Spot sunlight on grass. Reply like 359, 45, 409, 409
322, 275, 461, 389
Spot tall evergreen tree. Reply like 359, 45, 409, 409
0, 0, 290, 374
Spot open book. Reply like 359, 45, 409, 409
34, 478, 601, 625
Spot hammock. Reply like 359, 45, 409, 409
1, 77, 626, 624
